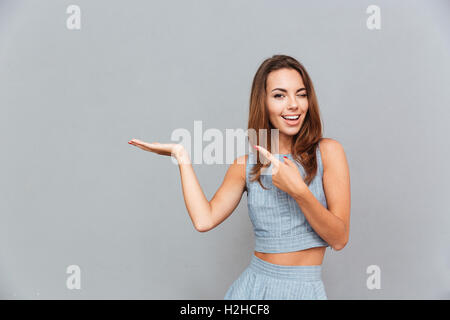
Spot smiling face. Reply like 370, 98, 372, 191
265, 68, 308, 153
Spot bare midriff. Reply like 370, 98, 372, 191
254, 246, 326, 266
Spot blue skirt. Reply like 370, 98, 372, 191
224, 254, 327, 300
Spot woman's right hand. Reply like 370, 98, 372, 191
128, 139, 190, 163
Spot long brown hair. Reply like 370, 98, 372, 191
247, 54, 324, 190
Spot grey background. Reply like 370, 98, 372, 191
0, 0, 449, 299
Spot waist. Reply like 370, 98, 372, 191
249, 254, 323, 280
254, 246, 326, 266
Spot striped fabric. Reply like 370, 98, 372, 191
246, 141, 329, 253
224, 141, 329, 300
224, 254, 327, 300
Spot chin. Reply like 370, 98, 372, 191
280, 126, 301, 136
270, 119, 302, 135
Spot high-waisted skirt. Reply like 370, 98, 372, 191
224, 254, 327, 300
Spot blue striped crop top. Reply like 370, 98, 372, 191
245, 142, 329, 253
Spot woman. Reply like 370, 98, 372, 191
128, 54, 351, 300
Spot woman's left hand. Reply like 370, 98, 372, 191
254, 145, 307, 199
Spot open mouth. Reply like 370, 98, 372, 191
281, 114, 301, 126
281, 115, 300, 120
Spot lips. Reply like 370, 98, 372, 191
281, 114, 301, 126
281, 114, 300, 120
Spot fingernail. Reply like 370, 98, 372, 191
253, 145, 258, 149
283, 156, 287, 159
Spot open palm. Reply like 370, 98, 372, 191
128, 139, 185, 158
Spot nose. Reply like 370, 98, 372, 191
287, 102, 298, 110
287, 96, 298, 109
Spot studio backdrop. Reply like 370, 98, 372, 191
1, 0, 449, 299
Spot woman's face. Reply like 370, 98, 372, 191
265, 68, 308, 138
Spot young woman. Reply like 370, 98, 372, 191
128, 55, 351, 300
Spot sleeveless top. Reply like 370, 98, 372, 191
245, 142, 329, 253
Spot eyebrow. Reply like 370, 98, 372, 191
271, 88, 306, 93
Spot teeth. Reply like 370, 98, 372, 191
282, 115, 300, 120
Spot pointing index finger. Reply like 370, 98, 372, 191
255, 145, 280, 166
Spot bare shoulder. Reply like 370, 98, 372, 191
234, 154, 248, 165
319, 138, 347, 172
218, 154, 247, 194
232, 154, 248, 182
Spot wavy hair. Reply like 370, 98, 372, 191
247, 54, 324, 190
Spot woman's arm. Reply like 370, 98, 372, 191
128, 139, 246, 233
292, 138, 351, 250
176, 150, 247, 232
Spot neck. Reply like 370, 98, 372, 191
276, 133, 293, 154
